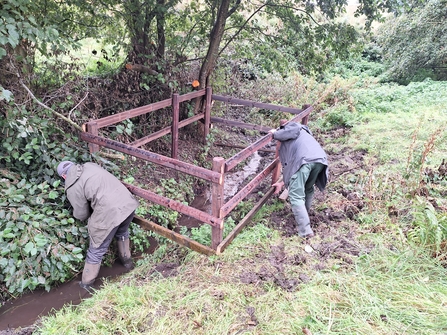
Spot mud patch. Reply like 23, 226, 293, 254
149, 262, 180, 278
239, 243, 309, 291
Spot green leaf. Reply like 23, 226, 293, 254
48, 190, 58, 199
72, 247, 83, 254
34, 234, 48, 247
20, 278, 30, 292
24, 241, 37, 255
6, 24, 19, 48
0, 87, 12, 101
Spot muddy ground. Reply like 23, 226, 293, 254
0, 119, 370, 335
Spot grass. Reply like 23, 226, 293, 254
36, 231, 447, 335
35, 73, 447, 335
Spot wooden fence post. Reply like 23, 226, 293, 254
86, 121, 99, 154
211, 157, 225, 249
204, 87, 212, 143
172, 93, 179, 159
301, 104, 310, 125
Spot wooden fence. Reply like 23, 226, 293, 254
81, 87, 312, 255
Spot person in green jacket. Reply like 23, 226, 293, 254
270, 121, 328, 238
57, 161, 139, 289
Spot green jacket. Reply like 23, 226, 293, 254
64, 162, 139, 248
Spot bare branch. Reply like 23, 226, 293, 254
218, 4, 267, 57
19, 80, 83, 132
68, 92, 89, 119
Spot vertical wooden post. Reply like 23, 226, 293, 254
301, 104, 311, 125
204, 87, 212, 143
211, 157, 225, 249
172, 93, 179, 159
86, 121, 100, 154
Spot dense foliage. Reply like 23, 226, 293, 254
0, 92, 91, 295
376, 0, 447, 83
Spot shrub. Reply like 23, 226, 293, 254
0, 92, 91, 297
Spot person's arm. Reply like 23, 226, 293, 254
67, 193, 92, 221
270, 122, 301, 142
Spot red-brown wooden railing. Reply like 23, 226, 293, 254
81, 87, 312, 254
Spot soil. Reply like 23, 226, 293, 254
0, 118, 370, 334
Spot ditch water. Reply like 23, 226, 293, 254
0, 152, 263, 331
224, 151, 262, 200
0, 242, 157, 331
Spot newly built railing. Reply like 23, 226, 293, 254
81, 87, 312, 254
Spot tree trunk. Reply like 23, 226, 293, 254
156, 0, 166, 59
198, 0, 232, 90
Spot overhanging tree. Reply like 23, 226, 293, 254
377, 0, 447, 83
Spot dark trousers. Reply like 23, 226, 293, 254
85, 211, 135, 264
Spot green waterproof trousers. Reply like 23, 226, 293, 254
288, 162, 325, 208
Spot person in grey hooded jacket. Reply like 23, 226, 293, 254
270, 121, 328, 238
57, 161, 139, 289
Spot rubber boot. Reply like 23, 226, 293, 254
80, 262, 100, 290
305, 193, 314, 212
117, 236, 134, 270
292, 205, 314, 238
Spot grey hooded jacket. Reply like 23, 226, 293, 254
273, 122, 328, 190
64, 162, 139, 248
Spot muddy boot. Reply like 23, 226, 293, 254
117, 236, 134, 270
80, 262, 100, 290
292, 205, 314, 238
305, 194, 314, 212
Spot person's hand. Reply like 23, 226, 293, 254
269, 128, 277, 135
272, 181, 284, 195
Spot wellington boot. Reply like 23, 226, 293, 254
292, 205, 314, 238
80, 262, 100, 289
117, 236, 134, 270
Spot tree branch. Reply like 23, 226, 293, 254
218, 4, 267, 57
19, 80, 83, 132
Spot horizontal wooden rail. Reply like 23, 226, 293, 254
224, 106, 313, 172
212, 94, 304, 115
216, 186, 276, 254
124, 183, 222, 228
133, 216, 216, 256
225, 134, 273, 172
131, 113, 205, 148
91, 99, 172, 128
210, 117, 272, 132
177, 89, 206, 103
131, 126, 172, 148
221, 159, 278, 217
80, 132, 221, 183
